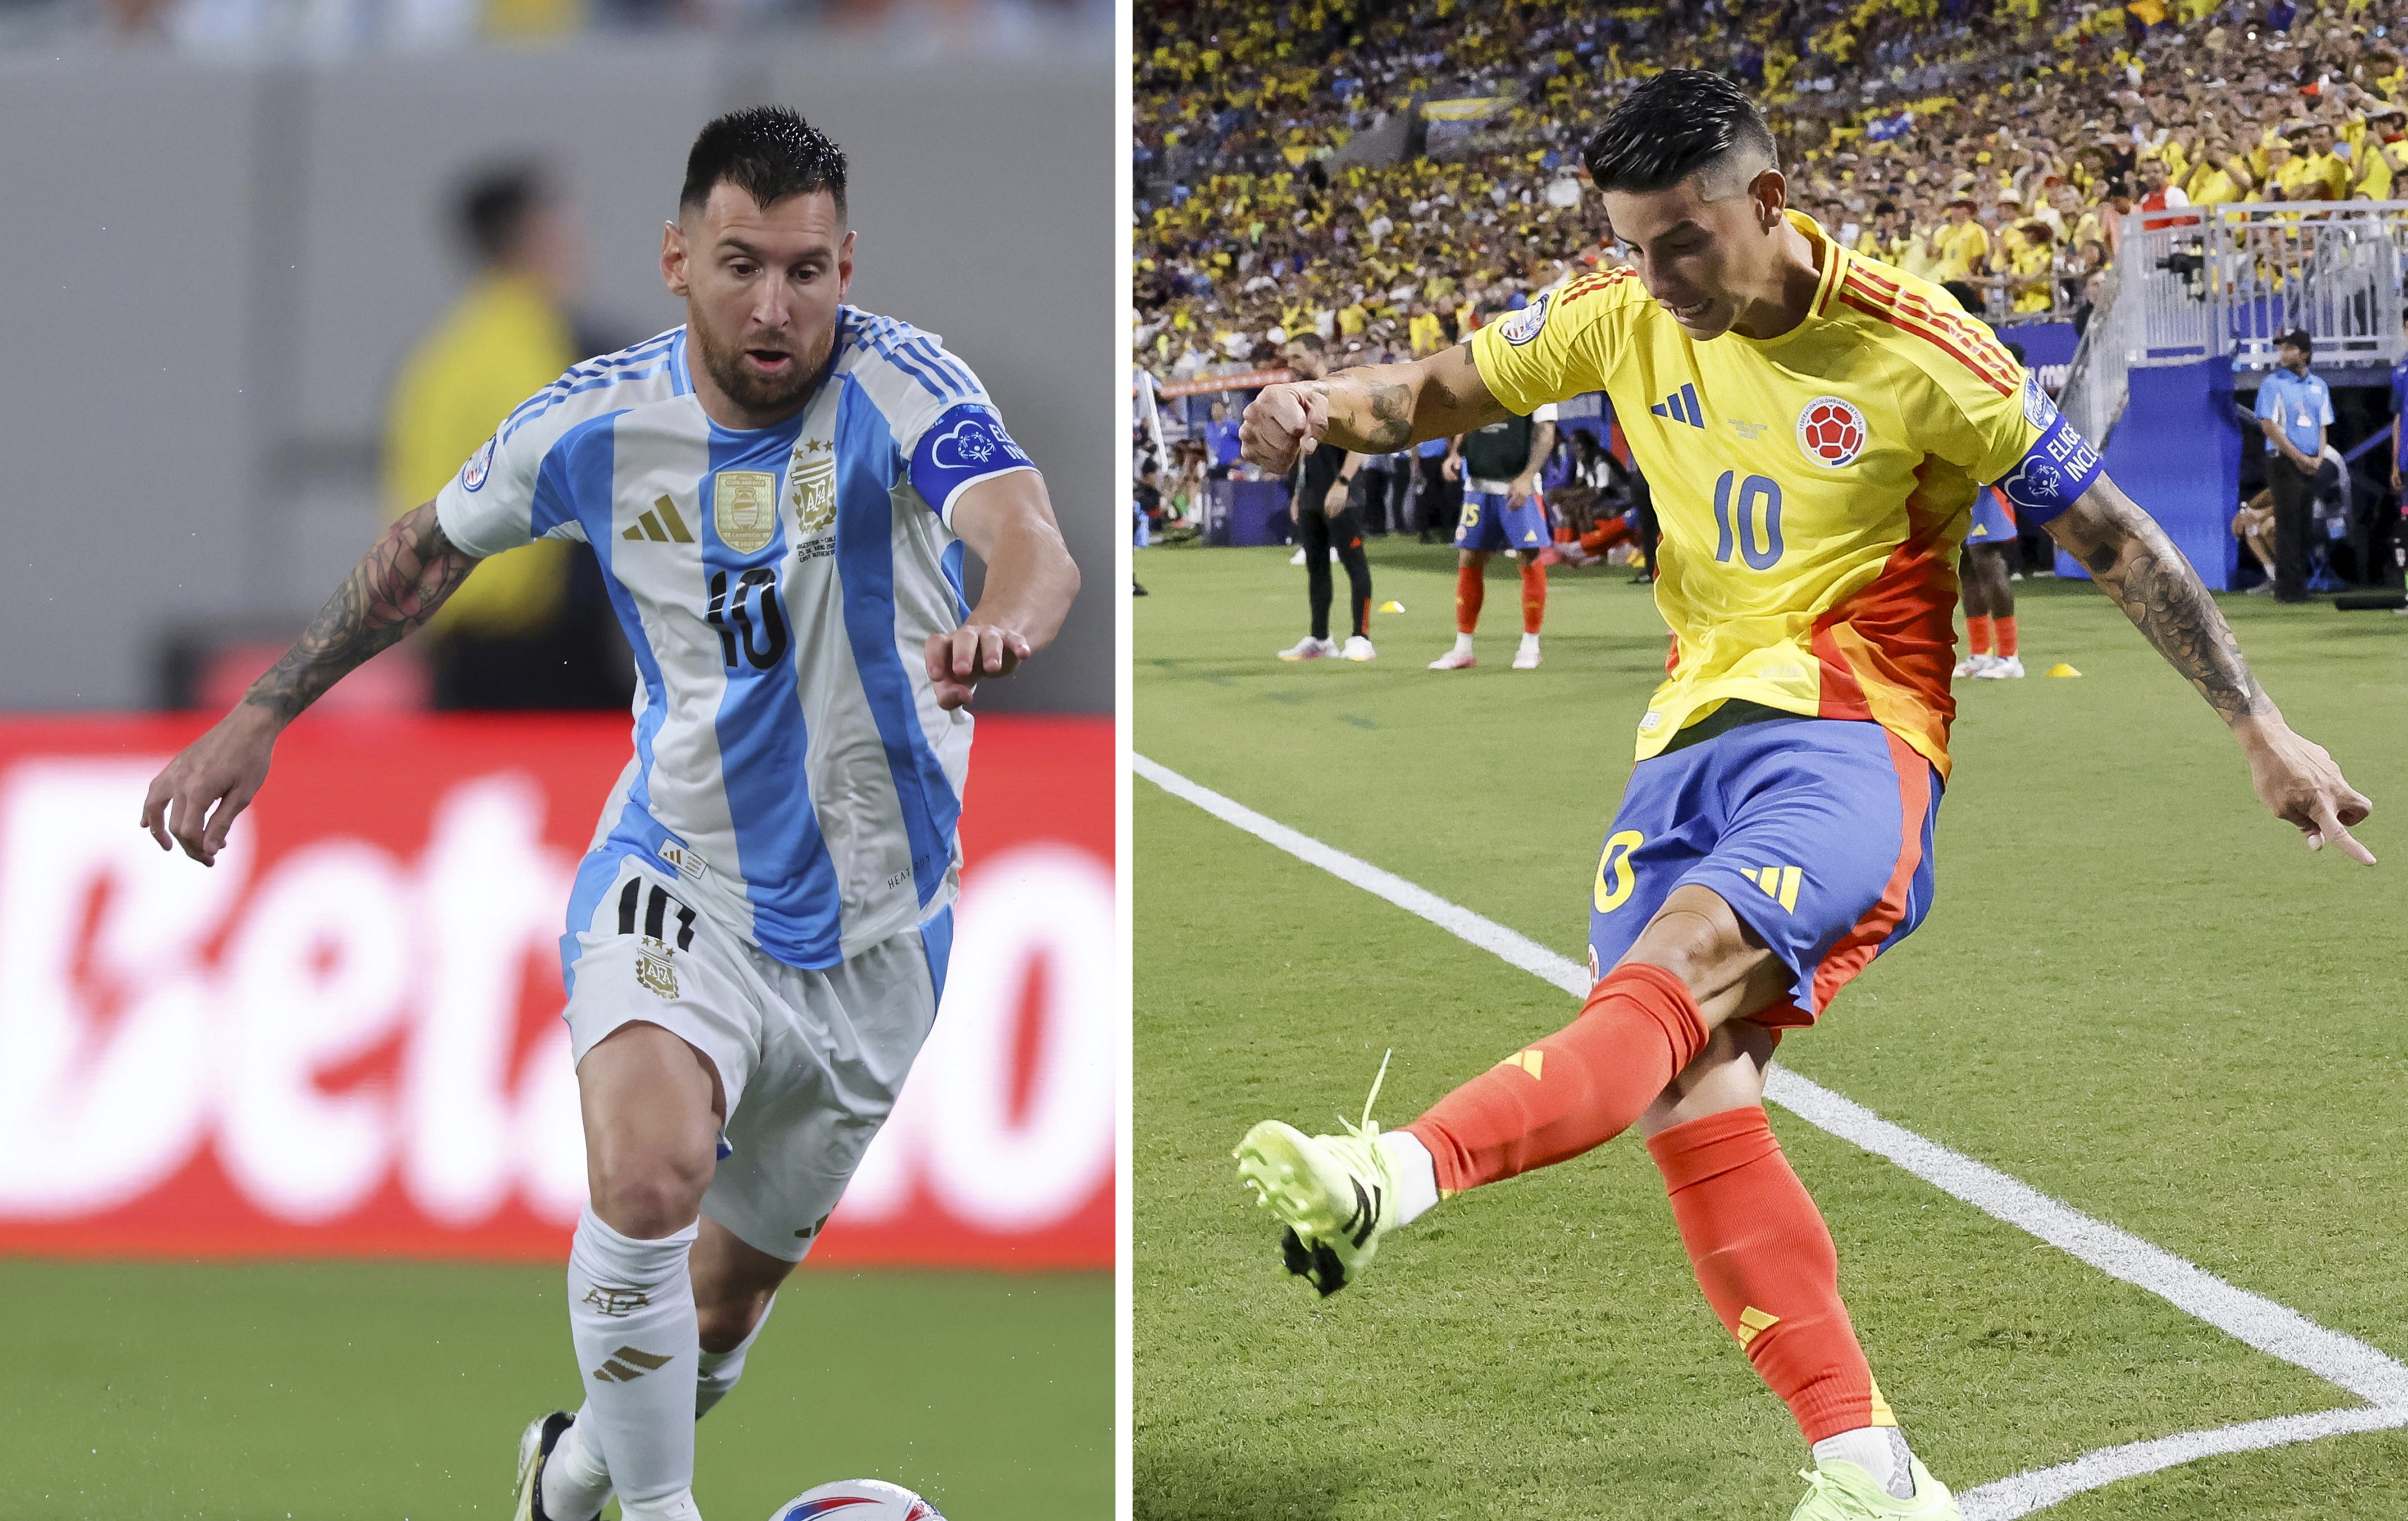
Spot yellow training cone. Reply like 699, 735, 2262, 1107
2046, 662, 2081, 678
1379, 600, 1406, 614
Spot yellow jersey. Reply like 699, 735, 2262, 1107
1471, 214, 2095, 779
385, 273, 578, 637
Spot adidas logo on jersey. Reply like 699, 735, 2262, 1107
623, 495, 696, 543
1650, 383, 1705, 429
1738, 865, 1802, 912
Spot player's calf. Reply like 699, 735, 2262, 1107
558, 1023, 725, 1521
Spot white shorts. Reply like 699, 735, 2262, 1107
561, 853, 952, 1262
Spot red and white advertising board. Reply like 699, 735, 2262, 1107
0, 714, 1112, 1269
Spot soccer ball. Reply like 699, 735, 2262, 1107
768, 1479, 945, 1520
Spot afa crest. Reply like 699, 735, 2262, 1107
789, 457, 837, 535
714, 470, 778, 554
635, 945, 678, 1000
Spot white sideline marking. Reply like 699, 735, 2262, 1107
1958, 1406, 2408, 1520
1136, 753, 2408, 1510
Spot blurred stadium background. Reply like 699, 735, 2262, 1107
1133, 1, 2408, 1517
0, 8, 1113, 1519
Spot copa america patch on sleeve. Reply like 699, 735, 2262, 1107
1499, 292, 1551, 346
1994, 378, 2101, 525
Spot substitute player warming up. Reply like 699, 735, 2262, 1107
1431, 403, 1557, 670
142, 108, 1079, 1521
1231, 71, 2371, 1521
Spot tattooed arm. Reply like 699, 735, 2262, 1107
1239, 344, 1511, 475
140, 502, 479, 865
2044, 472, 2374, 863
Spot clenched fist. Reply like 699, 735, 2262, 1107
1240, 382, 1330, 475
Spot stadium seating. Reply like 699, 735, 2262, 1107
1136, 0, 2408, 369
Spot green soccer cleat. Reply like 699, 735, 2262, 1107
1234, 1052, 1402, 1297
1788, 1456, 1958, 1520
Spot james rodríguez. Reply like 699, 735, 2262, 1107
140, 106, 1081, 1521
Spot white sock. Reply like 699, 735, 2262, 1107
1451, 632, 1475, 657
565, 1205, 702, 1520
1376, 1130, 1441, 1224
541, 1409, 613, 1521
695, 1293, 776, 1419
1813, 1425, 1915, 1500
1519, 631, 1540, 651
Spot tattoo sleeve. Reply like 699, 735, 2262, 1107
2043, 474, 2273, 723
1313, 342, 1510, 452
244, 502, 479, 724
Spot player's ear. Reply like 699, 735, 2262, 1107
836, 229, 857, 299
1752, 168, 1787, 230
661, 217, 690, 298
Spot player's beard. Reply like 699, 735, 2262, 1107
691, 315, 832, 420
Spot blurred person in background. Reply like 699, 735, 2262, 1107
386, 161, 633, 710
2256, 328, 2332, 604
1202, 397, 1242, 479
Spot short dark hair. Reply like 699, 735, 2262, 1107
680, 106, 848, 220
1288, 332, 1327, 352
1942, 280, 1983, 314
2279, 328, 2315, 355
1583, 70, 1778, 197
458, 162, 548, 266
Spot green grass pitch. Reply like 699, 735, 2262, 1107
0, 1261, 1110, 1520
1134, 537, 2408, 1519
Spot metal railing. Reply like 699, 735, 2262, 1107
2057, 201, 2408, 440
2056, 275, 2125, 450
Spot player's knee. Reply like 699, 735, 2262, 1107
1624, 887, 1774, 1020
695, 1292, 769, 1354
589, 1149, 712, 1239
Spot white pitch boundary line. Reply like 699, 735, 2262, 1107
1135, 753, 2408, 1517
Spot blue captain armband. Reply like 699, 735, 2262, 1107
909, 404, 1036, 520
1993, 377, 2102, 525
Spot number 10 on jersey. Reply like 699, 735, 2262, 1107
1711, 471, 1784, 570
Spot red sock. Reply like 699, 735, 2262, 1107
1994, 614, 2018, 658
1581, 518, 1633, 555
1519, 558, 1546, 634
1405, 964, 1709, 1196
1455, 564, 1485, 635
1965, 614, 1993, 656
1646, 1107, 1891, 1443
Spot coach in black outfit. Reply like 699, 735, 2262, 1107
1274, 334, 1376, 660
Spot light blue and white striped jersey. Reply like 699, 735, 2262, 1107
434, 308, 1038, 969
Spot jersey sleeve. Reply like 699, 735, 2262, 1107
433, 375, 591, 558
865, 331, 1039, 529
1468, 270, 1638, 417
1935, 347, 2103, 527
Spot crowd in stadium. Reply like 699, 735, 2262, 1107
1134, 0, 2408, 376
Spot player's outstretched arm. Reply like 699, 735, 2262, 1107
2044, 472, 2374, 864
140, 501, 479, 866
1240, 344, 1510, 475
925, 470, 1079, 712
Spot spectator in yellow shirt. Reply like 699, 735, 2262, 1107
385, 163, 630, 709
2299, 122, 2353, 201
1934, 197, 1993, 282
2007, 223, 2057, 312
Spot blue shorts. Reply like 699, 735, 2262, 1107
1967, 488, 2017, 545
1455, 488, 1549, 553
1587, 714, 1941, 1026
